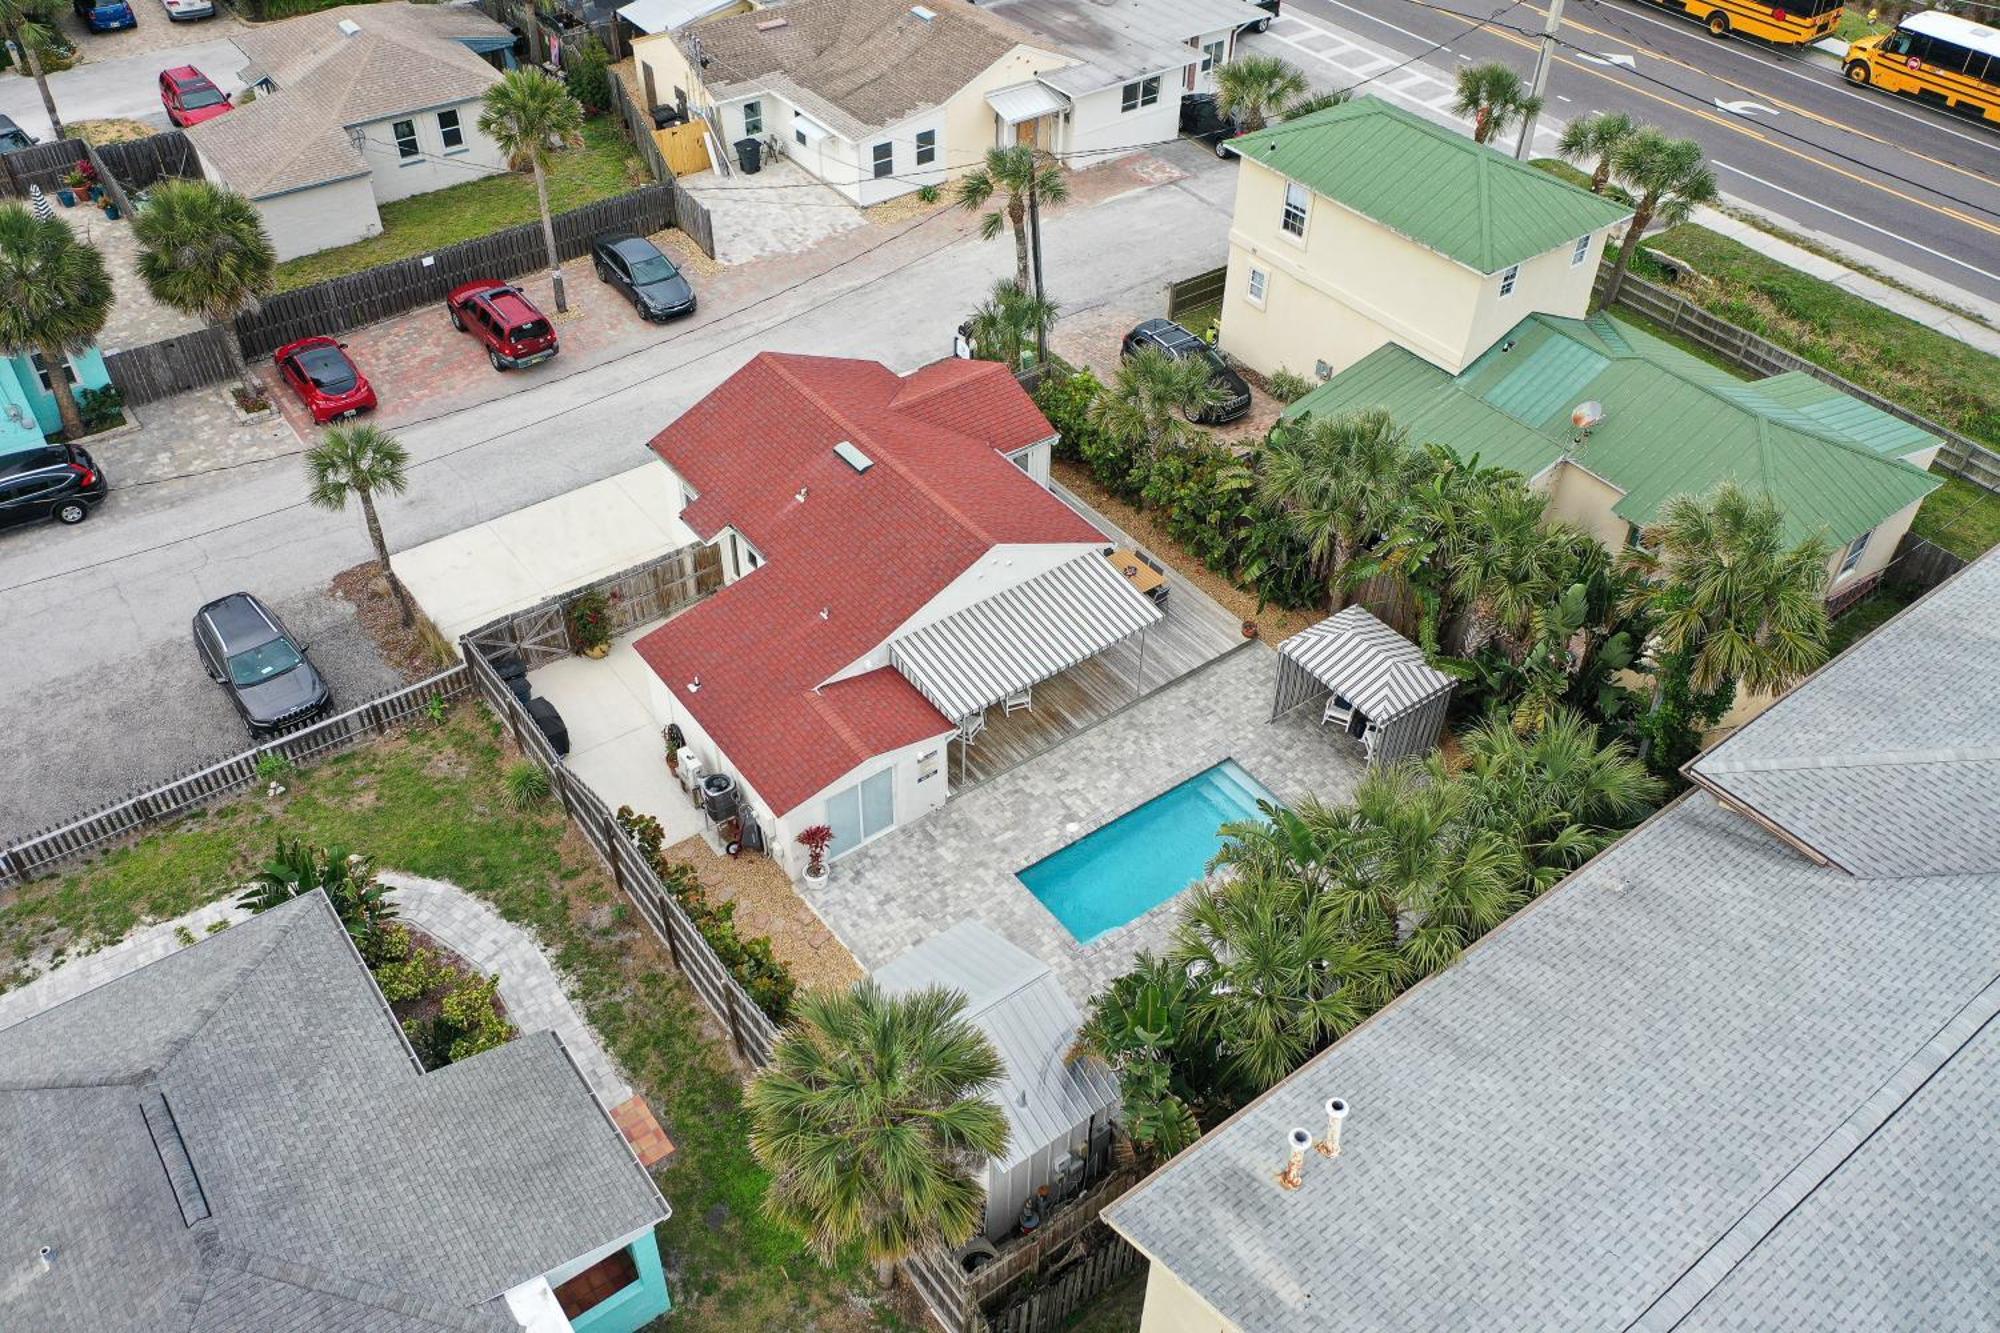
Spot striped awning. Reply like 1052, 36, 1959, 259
1277, 607, 1454, 723
890, 553, 1163, 723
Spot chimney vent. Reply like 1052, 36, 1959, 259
795, 485, 809, 503
1316, 1097, 1348, 1158
1276, 1127, 1312, 1191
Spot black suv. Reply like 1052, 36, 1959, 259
1, 443, 107, 532
1180, 93, 1244, 158
194, 593, 333, 735
1120, 319, 1254, 424
592, 232, 696, 321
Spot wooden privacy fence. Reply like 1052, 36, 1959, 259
0, 131, 203, 198
655, 121, 711, 177
605, 71, 719, 256
460, 540, 724, 670
0, 668, 469, 888
235, 186, 686, 358
1166, 266, 1227, 322
1889, 532, 1968, 591
103, 325, 238, 405
1599, 271, 2000, 495
974, 1237, 1145, 1333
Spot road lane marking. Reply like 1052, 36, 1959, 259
1714, 160, 2000, 285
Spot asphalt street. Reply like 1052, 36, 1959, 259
0, 32, 248, 140
0, 142, 1241, 835
1262, 0, 2000, 307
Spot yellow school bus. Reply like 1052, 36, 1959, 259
1845, 11, 2000, 123
1640, 0, 1843, 45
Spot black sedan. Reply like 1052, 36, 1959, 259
1120, 318, 1254, 424
591, 232, 696, 321
194, 592, 333, 736
1, 443, 106, 531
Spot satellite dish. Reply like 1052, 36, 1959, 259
1571, 401, 1606, 432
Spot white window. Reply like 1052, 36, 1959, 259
437, 108, 463, 151
1571, 234, 1591, 266
1281, 181, 1308, 237
1201, 38, 1225, 72
30, 352, 76, 392
1246, 266, 1269, 307
795, 122, 808, 147
743, 99, 763, 136
1839, 529, 1872, 577
915, 128, 935, 166
825, 767, 896, 859
1499, 264, 1520, 297
392, 118, 419, 160
871, 141, 893, 178
1121, 75, 1161, 112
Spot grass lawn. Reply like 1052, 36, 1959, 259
272, 118, 647, 292
1826, 581, 1921, 659
1909, 473, 2000, 560
1060, 1272, 1145, 1332
1833, 10, 1886, 43
0, 705, 889, 1333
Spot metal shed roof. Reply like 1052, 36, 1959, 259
1276, 606, 1454, 723
890, 552, 1162, 724
874, 921, 1121, 1173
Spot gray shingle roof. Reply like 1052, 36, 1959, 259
982, 0, 1272, 95
1104, 548, 2000, 1331
1688, 547, 2000, 878
0, 893, 667, 1333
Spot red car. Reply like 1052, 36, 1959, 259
159, 65, 232, 127
273, 336, 376, 424
446, 280, 560, 370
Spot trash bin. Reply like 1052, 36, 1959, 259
651, 104, 683, 130
734, 137, 762, 174
526, 697, 570, 757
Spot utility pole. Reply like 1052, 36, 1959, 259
1514, 0, 1565, 160
1027, 177, 1048, 370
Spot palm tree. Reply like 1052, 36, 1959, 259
0, 204, 112, 441
953, 145, 1067, 296
1256, 408, 1417, 609
132, 179, 276, 396
478, 68, 585, 312
965, 277, 1059, 373
0, 0, 67, 141
1072, 954, 1211, 1159
1556, 110, 1638, 194
1089, 345, 1228, 467
306, 424, 416, 627
239, 838, 400, 949
1603, 128, 1718, 301
1452, 62, 1542, 147
1214, 54, 1310, 135
746, 981, 1009, 1282
1621, 482, 1831, 758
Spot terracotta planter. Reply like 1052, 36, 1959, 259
582, 641, 610, 659
1241, 620, 1260, 639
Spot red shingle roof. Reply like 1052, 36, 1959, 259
635, 354, 1103, 816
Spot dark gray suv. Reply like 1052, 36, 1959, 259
194, 593, 332, 736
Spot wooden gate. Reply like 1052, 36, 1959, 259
654, 120, 713, 177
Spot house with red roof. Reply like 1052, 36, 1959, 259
634, 353, 1163, 875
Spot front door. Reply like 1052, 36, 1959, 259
1014, 115, 1042, 149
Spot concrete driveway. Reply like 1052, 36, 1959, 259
0, 26, 248, 140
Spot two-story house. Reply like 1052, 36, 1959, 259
1216, 96, 1632, 381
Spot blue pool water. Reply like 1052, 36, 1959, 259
1018, 760, 1280, 944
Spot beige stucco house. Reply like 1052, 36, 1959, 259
1217, 97, 1632, 382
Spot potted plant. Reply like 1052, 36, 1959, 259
1241, 619, 1260, 639
796, 824, 833, 889
663, 723, 685, 776
58, 169, 85, 207
566, 590, 612, 658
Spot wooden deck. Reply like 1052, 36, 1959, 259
952, 488, 1247, 790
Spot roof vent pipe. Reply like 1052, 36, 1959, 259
37, 1246, 55, 1273
1277, 1127, 1312, 1191
1316, 1097, 1348, 1158
795, 485, 808, 503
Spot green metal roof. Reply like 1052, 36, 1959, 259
1232, 98, 1634, 275
1284, 313, 1942, 545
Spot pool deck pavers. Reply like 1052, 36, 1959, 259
803, 642, 1369, 1005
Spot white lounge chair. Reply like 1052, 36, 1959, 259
1003, 685, 1032, 715
1322, 694, 1355, 730
959, 711, 987, 745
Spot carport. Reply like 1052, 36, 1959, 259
1270, 607, 1455, 767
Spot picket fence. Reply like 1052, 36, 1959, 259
0, 668, 469, 888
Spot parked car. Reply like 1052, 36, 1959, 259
273, 336, 377, 424
0, 115, 38, 156
1180, 93, 1243, 158
591, 232, 696, 321
159, 66, 232, 127
446, 280, 559, 370
1120, 318, 1254, 424
159, 0, 215, 20
194, 593, 333, 736
1243, 0, 1278, 32
73, 0, 137, 33
0, 443, 106, 532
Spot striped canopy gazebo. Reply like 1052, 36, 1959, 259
1270, 607, 1455, 767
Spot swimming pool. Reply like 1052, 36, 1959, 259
1017, 760, 1280, 944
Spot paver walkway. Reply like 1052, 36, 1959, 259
56, 198, 206, 350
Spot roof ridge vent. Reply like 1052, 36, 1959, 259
833, 440, 874, 473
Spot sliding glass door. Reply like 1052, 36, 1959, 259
825, 768, 896, 860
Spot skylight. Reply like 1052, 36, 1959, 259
833, 441, 874, 473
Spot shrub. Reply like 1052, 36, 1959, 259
503, 760, 551, 810
254, 751, 295, 785
563, 36, 613, 114
371, 925, 457, 1003
1267, 367, 1315, 403
78, 385, 125, 432
567, 590, 613, 653
439, 971, 516, 1062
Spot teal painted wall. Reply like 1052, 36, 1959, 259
0, 360, 44, 453
567, 1233, 671, 1333
5, 348, 111, 438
